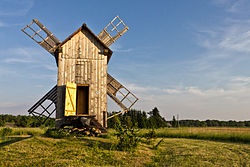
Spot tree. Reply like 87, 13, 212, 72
172, 116, 177, 127
148, 107, 167, 128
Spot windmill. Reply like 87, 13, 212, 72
21, 16, 138, 129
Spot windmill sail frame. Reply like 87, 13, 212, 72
98, 16, 129, 47
28, 85, 57, 124
21, 19, 61, 55
107, 73, 138, 119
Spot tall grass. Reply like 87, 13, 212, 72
1, 127, 249, 143
139, 127, 250, 143
0, 127, 46, 136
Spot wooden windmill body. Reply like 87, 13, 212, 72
22, 16, 138, 129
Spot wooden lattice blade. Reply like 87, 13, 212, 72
28, 85, 57, 124
107, 73, 138, 119
21, 19, 61, 55
98, 16, 129, 47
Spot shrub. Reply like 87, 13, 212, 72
0, 128, 13, 136
88, 141, 101, 152
44, 128, 70, 138
144, 129, 156, 139
114, 117, 140, 152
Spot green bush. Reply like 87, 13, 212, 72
0, 128, 13, 136
144, 129, 156, 139
44, 128, 70, 138
114, 117, 140, 152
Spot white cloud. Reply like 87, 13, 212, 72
0, 102, 19, 108
163, 89, 181, 94
118, 82, 250, 120
4, 58, 32, 63
0, 21, 7, 27
196, 20, 250, 54
128, 82, 250, 98
0, 47, 39, 64
232, 76, 250, 83
0, 20, 22, 27
0, 47, 57, 82
109, 7, 250, 121
109, 43, 133, 53
211, 0, 250, 13
218, 28, 250, 53
43, 64, 57, 71
0, 47, 53, 64
186, 87, 206, 96
0, 47, 40, 57
190, 16, 250, 84
226, 0, 250, 13
0, 0, 34, 16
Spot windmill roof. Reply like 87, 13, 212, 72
56, 23, 113, 62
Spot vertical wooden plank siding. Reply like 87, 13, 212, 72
57, 30, 108, 125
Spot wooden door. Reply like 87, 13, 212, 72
65, 82, 77, 116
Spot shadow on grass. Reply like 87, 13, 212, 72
0, 136, 32, 147
69, 137, 115, 150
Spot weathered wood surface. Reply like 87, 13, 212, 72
57, 29, 108, 127
98, 16, 129, 47
107, 73, 139, 120
21, 19, 61, 54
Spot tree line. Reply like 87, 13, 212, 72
108, 107, 168, 128
0, 114, 55, 127
0, 107, 249, 128
177, 119, 250, 127
108, 108, 250, 128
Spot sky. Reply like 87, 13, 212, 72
0, 0, 250, 121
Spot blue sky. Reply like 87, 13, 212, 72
0, 0, 250, 121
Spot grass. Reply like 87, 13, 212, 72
147, 138, 249, 167
0, 136, 249, 166
0, 127, 46, 136
0, 137, 13, 144
0, 127, 249, 166
139, 127, 250, 143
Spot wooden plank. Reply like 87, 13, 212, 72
65, 82, 77, 116
97, 49, 101, 123
86, 31, 88, 60
104, 56, 108, 113
72, 35, 76, 83
64, 42, 68, 85
57, 52, 63, 86
85, 60, 88, 82
100, 58, 104, 118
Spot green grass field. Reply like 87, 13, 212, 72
0, 127, 46, 136
0, 127, 249, 167
139, 127, 250, 143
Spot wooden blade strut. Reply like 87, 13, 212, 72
98, 16, 129, 47
21, 19, 61, 55
107, 73, 138, 119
